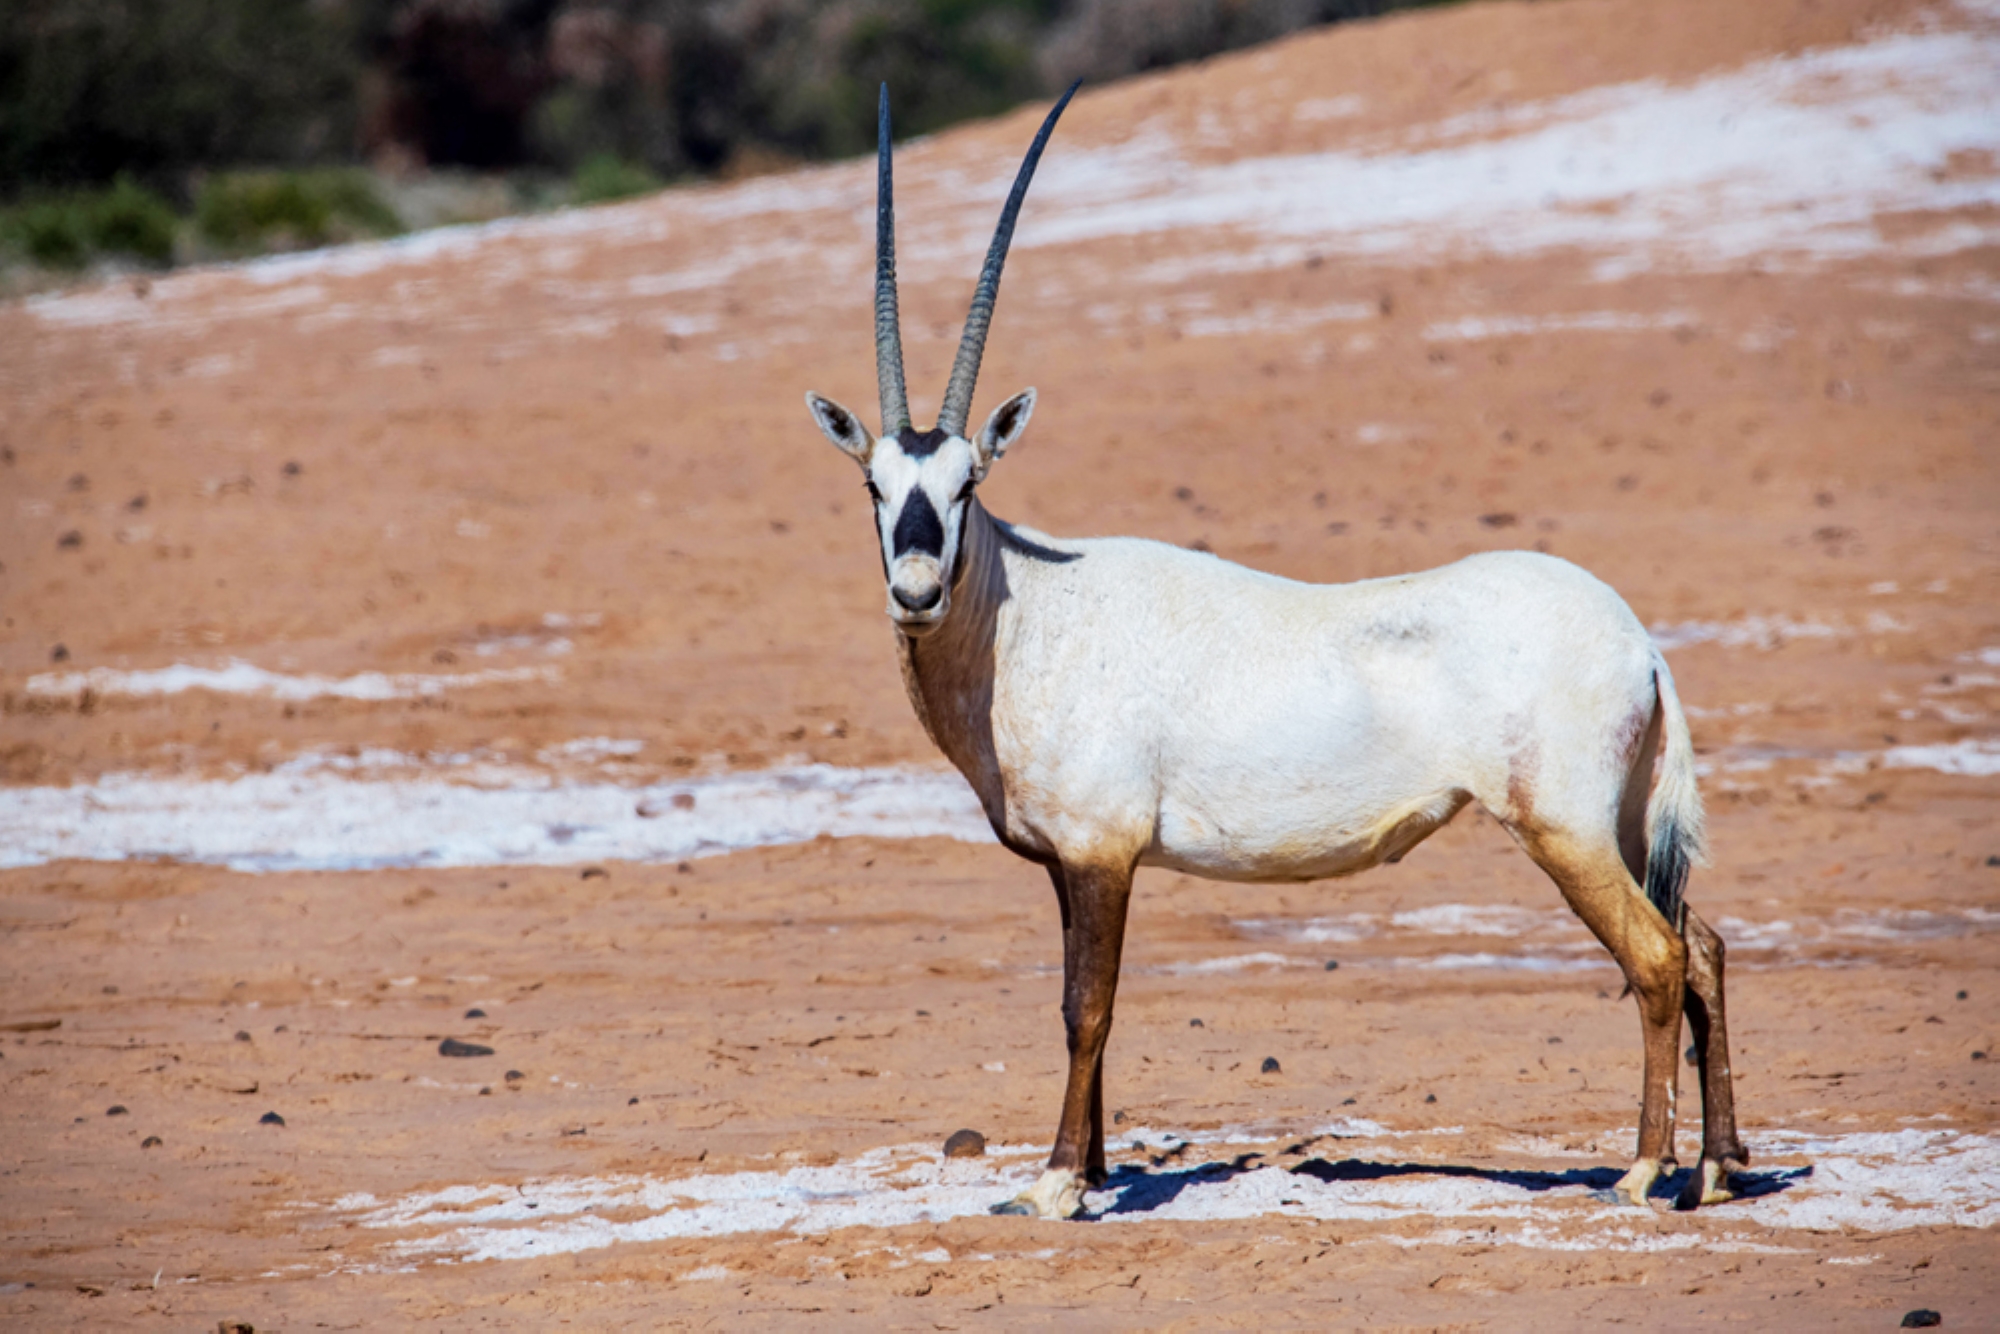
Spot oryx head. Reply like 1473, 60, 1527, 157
806, 82, 1077, 636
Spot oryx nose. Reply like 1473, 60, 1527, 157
892, 583, 942, 613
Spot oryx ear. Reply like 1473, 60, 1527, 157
806, 392, 873, 464
973, 388, 1036, 474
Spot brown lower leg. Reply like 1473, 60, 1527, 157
1047, 861, 1132, 1178
1526, 836, 1687, 1176
1683, 907, 1748, 1170
1086, 1053, 1108, 1184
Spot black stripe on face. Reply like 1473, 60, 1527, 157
896, 427, 951, 458
892, 488, 946, 557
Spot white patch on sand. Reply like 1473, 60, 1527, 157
23, 660, 558, 702
1027, 28, 2000, 272
1422, 311, 1696, 341
1649, 616, 1844, 651
1882, 738, 2000, 777
318, 1125, 1998, 1266
0, 764, 992, 872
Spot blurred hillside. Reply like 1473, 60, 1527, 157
0, 0, 1438, 277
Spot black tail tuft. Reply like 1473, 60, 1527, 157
1645, 814, 1691, 931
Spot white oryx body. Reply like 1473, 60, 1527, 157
921, 519, 1674, 888
803, 81, 1747, 1223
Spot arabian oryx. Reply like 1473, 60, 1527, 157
805, 83, 1748, 1220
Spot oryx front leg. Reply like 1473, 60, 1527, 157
992, 859, 1132, 1219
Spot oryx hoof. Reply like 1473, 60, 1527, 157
1673, 1157, 1737, 1211
991, 1168, 1086, 1219
1605, 1158, 1663, 1209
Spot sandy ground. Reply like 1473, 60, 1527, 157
2, 0, 1997, 1325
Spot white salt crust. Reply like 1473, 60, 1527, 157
316, 1124, 1998, 1266
24, 22, 2000, 344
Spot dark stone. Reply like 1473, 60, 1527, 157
282, 461, 302, 476
1189, 1018, 1204, 1028
1324, 959, 1339, 971
1424, 1094, 1437, 1104
58, 530, 83, 549
1958, 991, 1969, 1001
1901, 1312, 1942, 1329
479, 1087, 492, 1096
628, 1096, 639, 1105
102, 985, 118, 994
464, 1008, 487, 1019
943, 1128, 986, 1159
561, 1125, 587, 1137
1341, 1097, 1357, 1105
1112, 1110, 1125, 1124
235, 1030, 251, 1042
1974, 1051, 1988, 1061
106, 1105, 128, 1116
141, 1136, 162, 1148
1479, 512, 1518, 528
580, 866, 608, 880
440, 1038, 495, 1058
504, 1069, 525, 1082
1260, 1057, 1282, 1075
259, 1111, 285, 1126
51, 644, 69, 662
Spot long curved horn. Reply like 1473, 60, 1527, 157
875, 84, 911, 436
936, 80, 1080, 438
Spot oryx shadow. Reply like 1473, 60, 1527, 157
1088, 1152, 1810, 1217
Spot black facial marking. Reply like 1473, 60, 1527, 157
896, 427, 951, 458
893, 488, 946, 557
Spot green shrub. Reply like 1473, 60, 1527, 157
571, 153, 661, 205
0, 176, 177, 268
10, 199, 90, 268
197, 169, 400, 252
87, 176, 178, 264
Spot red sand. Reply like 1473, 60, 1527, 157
2, 0, 1995, 1324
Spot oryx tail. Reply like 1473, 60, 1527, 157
1644, 652, 1707, 931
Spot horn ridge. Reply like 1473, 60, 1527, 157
875, 83, 912, 436
936, 79, 1080, 438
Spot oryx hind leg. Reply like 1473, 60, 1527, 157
1676, 905, 1749, 1209
1515, 825, 1688, 1208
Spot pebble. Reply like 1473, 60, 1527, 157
943, 1128, 986, 1159
1324, 960, 1339, 971
464, 1008, 487, 1019
1260, 1057, 1282, 1074
504, 1069, 525, 1083
580, 866, 608, 880
141, 1136, 162, 1149
1425, 1093, 1438, 1103
1901, 1312, 1942, 1329
628, 1096, 640, 1105
1341, 1097, 1357, 1106
102, 985, 118, 995
258, 1111, 285, 1127
561, 1125, 587, 1137
1958, 991, 1969, 1001
107, 1105, 128, 1116
479, 1087, 492, 1096
1973, 1051, 1988, 1061
235, 1031, 252, 1042
1189, 1018, 1204, 1028
439, 1038, 495, 1058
